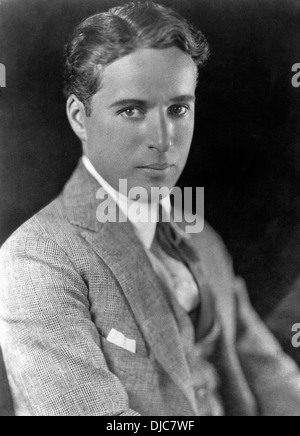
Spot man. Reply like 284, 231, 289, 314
0, 1, 300, 416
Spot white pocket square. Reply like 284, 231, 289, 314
107, 328, 136, 354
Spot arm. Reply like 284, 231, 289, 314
193, 221, 300, 415
0, 231, 140, 416
234, 276, 300, 416
192, 220, 300, 415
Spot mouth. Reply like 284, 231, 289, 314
138, 163, 173, 171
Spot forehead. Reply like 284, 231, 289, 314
96, 47, 197, 103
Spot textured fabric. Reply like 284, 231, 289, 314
147, 236, 200, 312
0, 159, 300, 416
148, 233, 223, 415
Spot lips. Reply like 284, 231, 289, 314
140, 163, 172, 170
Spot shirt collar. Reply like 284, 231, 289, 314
82, 155, 171, 250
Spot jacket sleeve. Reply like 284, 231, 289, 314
0, 230, 140, 416
234, 275, 300, 416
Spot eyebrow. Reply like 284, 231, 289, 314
169, 95, 195, 103
108, 95, 195, 109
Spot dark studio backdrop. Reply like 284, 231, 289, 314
0, 0, 300, 319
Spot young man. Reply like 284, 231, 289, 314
0, 1, 300, 416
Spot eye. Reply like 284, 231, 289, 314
119, 107, 145, 119
168, 104, 189, 117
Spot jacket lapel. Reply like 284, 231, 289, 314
63, 160, 197, 413
82, 222, 197, 413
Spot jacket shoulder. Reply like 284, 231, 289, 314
0, 193, 77, 256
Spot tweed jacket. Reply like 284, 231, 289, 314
0, 160, 300, 416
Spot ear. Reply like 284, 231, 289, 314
66, 95, 87, 143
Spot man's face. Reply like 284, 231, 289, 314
84, 47, 197, 199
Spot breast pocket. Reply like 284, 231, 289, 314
100, 335, 156, 387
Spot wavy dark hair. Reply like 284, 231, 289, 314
63, 1, 210, 116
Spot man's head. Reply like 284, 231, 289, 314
64, 1, 209, 198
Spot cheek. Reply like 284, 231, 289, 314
174, 121, 194, 149
87, 118, 141, 164
99, 120, 142, 151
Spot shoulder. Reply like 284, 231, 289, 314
174, 207, 233, 272
0, 159, 100, 258
0, 193, 91, 300
191, 220, 228, 255
172, 205, 229, 258
192, 220, 236, 283
171, 204, 234, 278
0, 194, 73, 258
0, 197, 92, 315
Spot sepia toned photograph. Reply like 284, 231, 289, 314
0, 0, 300, 417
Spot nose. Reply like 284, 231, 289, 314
147, 110, 173, 152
